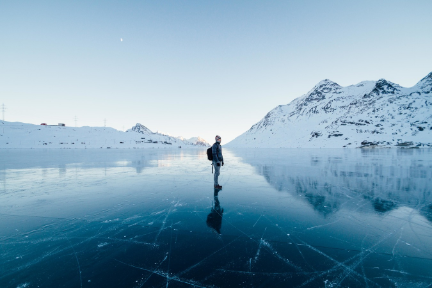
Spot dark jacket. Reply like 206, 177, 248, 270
212, 142, 223, 163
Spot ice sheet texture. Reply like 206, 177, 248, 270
1, 148, 431, 287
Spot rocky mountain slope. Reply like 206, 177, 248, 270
227, 72, 432, 148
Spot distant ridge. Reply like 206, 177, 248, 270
186, 137, 210, 147
0, 122, 206, 149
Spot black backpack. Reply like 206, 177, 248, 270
207, 147, 213, 161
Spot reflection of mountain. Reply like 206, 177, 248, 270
0, 150, 182, 174
420, 204, 432, 223
132, 159, 151, 174
236, 148, 432, 220
304, 193, 339, 218
372, 198, 397, 214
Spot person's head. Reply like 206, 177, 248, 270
215, 135, 221, 143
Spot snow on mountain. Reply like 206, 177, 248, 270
0, 122, 203, 149
130, 123, 153, 134
172, 135, 210, 146
186, 137, 211, 147
227, 72, 432, 148
128, 124, 210, 146
128, 124, 209, 147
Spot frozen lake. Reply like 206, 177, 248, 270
1, 148, 432, 288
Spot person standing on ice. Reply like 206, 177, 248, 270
212, 135, 224, 189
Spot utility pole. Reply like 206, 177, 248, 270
1, 103, 6, 121
104, 118, 106, 127
74, 116, 78, 127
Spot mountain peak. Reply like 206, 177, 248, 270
420, 71, 432, 81
317, 79, 338, 85
303, 79, 341, 103
416, 72, 432, 92
131, 123, 152, 134
312, 79, 341, 91
187, 136, 210, 146
364, 79, 399, 97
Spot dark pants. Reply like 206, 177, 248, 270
213, 162, 221, 185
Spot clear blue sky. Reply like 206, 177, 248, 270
1, 0, 431, 143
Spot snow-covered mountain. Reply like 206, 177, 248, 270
128, 124, 210, 146
130, 123, 153, 134
0, 122, 205, 149
227, 72, 432, 148
186, 137, 210, 147
174, 135, 210, 147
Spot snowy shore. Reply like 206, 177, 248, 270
0, 121, 208, 149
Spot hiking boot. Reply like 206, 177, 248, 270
214, 185, 222, 189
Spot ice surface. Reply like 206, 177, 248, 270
1, 148, 432, 287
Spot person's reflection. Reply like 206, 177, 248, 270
206, 189, 224, 234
